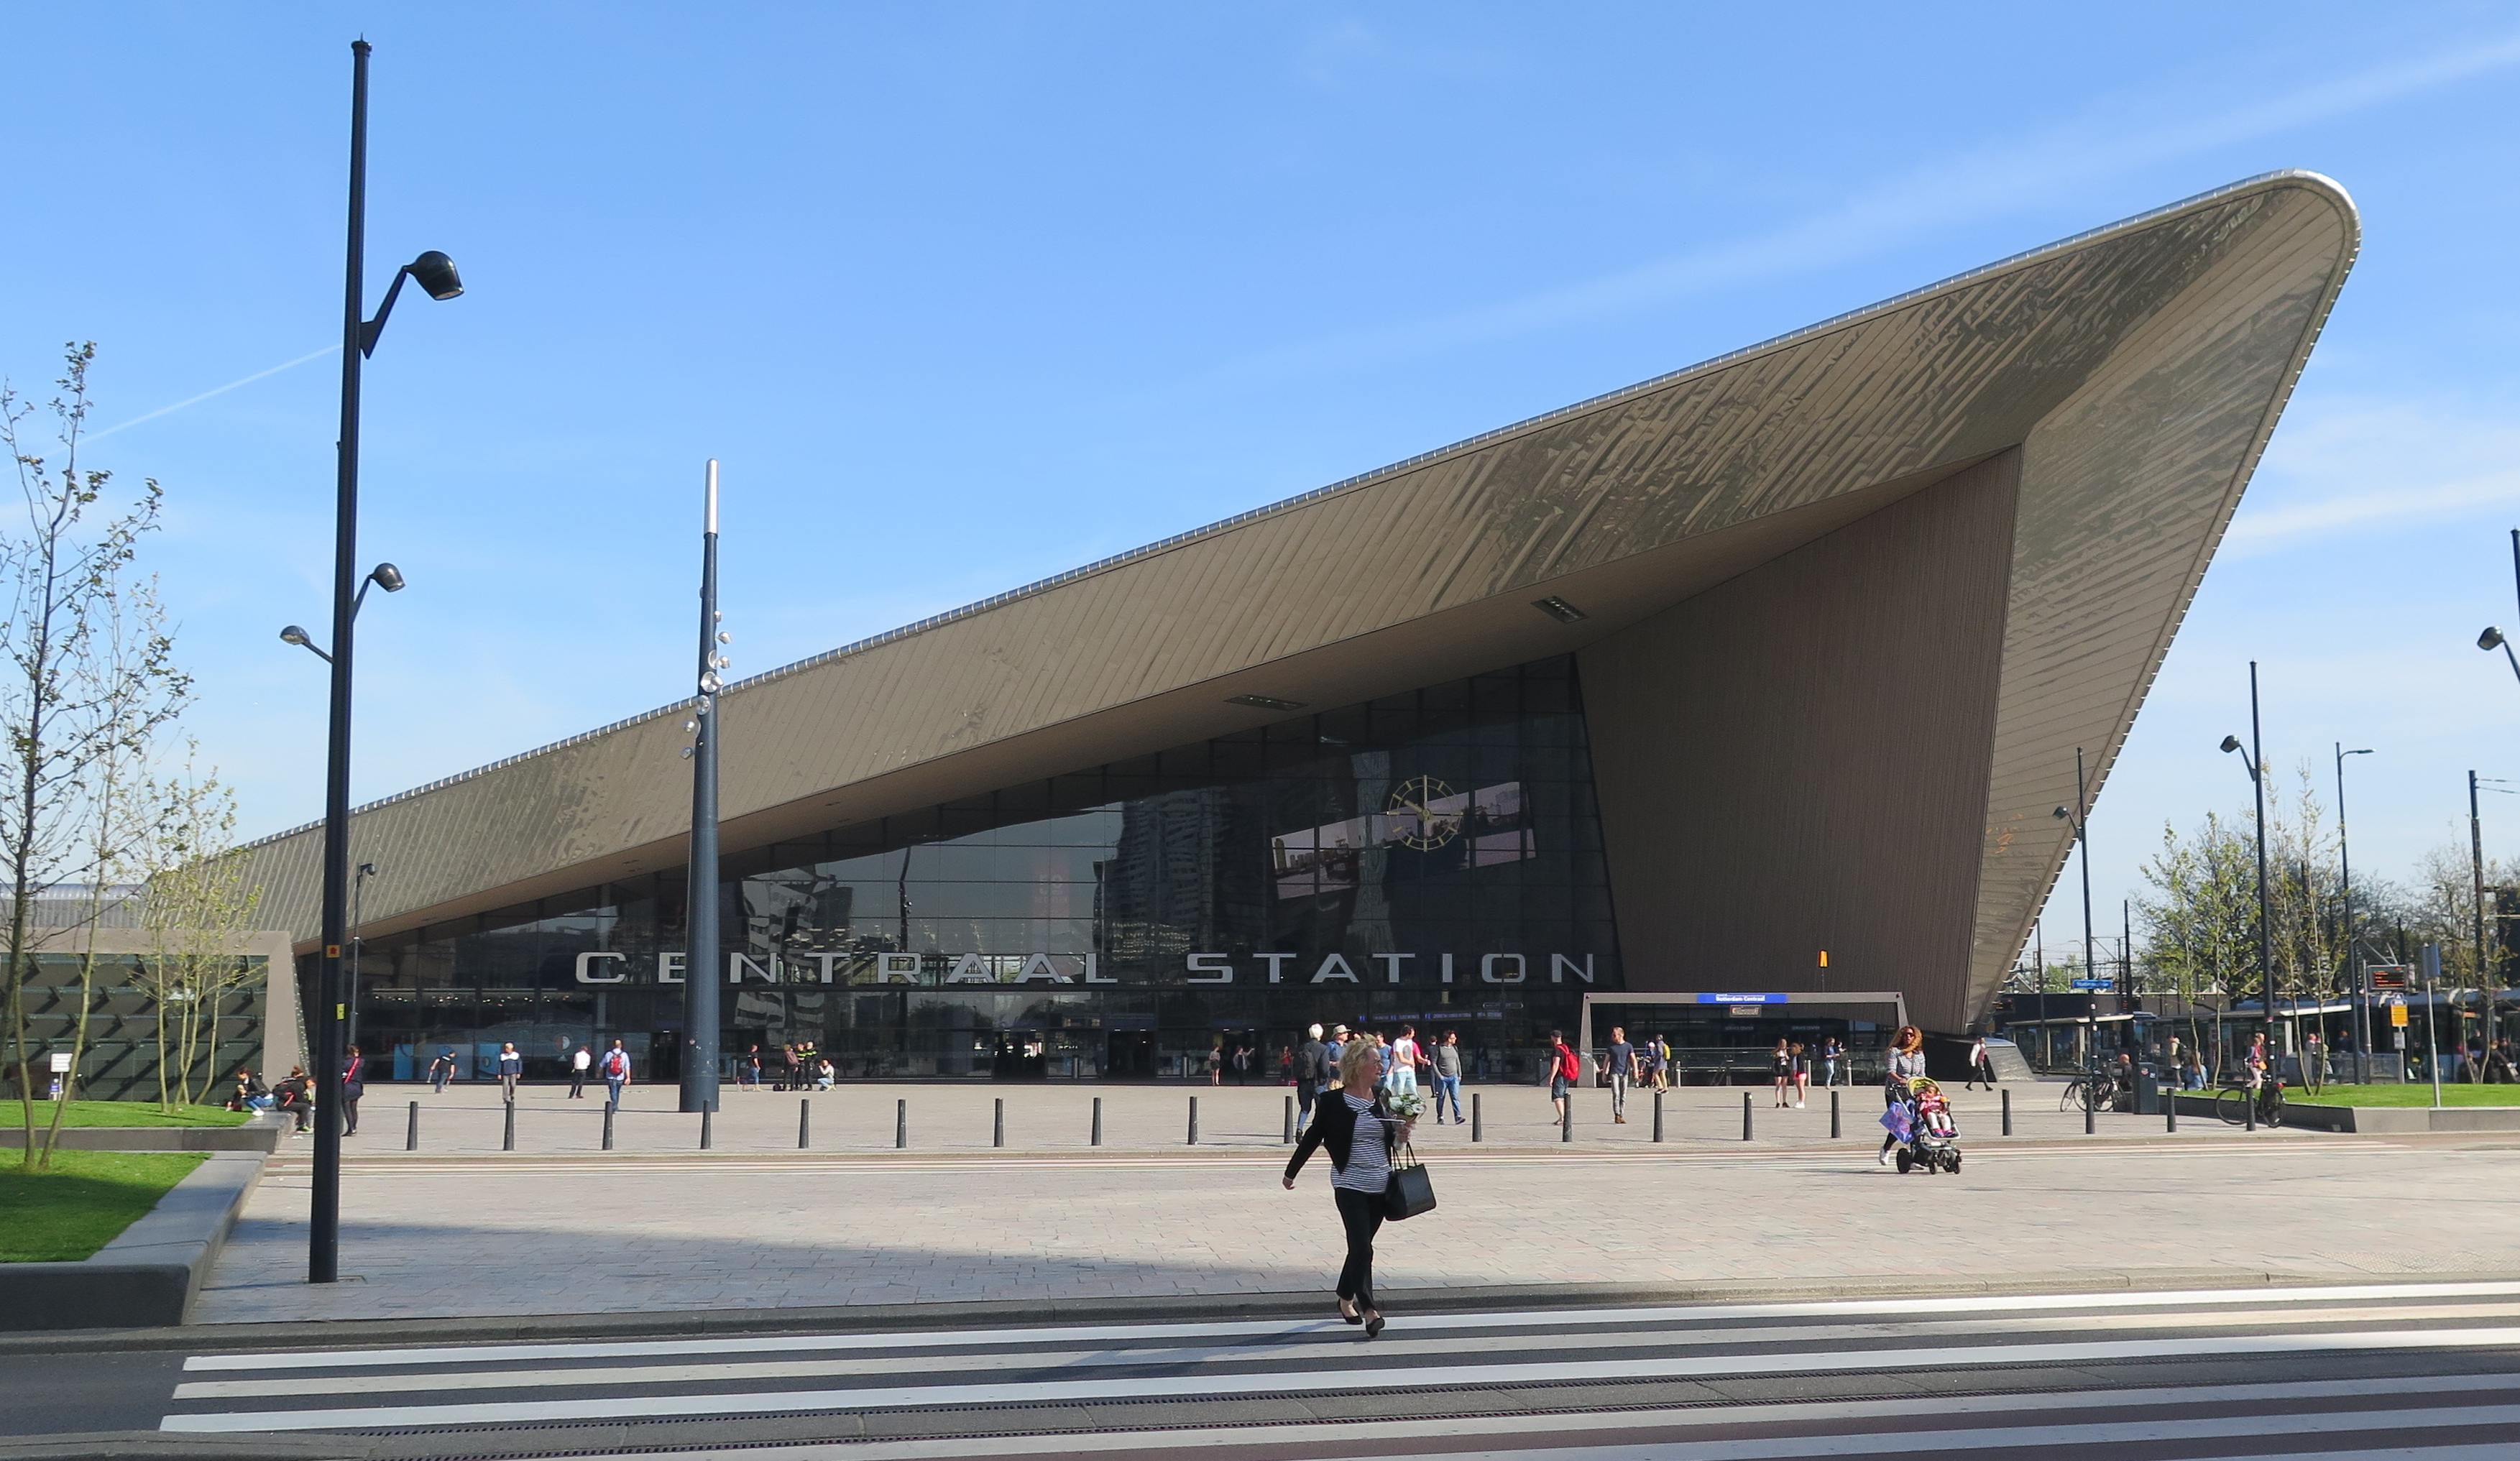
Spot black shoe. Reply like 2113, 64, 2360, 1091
1364, 1310, 1385, 1339
1338, 1300, 1363, 1325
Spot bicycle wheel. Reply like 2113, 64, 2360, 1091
2215, 1088, 2249, 1125
2263, 1092, 2285, 1128
2059, 1079, 2086, 1113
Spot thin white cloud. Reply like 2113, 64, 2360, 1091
2229, 397, 2520, 553
1175, 29, 2520, 392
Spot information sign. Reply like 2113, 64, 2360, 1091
2070, 977, 2111, 991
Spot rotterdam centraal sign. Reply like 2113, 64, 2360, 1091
576, 951, 1596, 987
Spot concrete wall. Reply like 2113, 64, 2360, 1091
1579, 453, 2020, 1032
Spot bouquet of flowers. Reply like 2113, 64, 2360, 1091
1385, 1087, 1425, 1122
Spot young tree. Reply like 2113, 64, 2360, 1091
134, 760, 261, 1109
1, 344, 188, 1164
2137, 810, 2258, 1069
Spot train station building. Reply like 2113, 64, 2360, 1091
239, 173, 2357, 1083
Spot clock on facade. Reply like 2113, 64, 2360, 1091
1387, 775, 1458, 850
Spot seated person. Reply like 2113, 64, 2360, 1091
229, 1068, 275, 1112
272, 1067, 313, 1133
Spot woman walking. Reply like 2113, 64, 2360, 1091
1283, 1041, 1415, 1339
1879, 1026, 1927, 1166
1771, 1038, 1793, 1107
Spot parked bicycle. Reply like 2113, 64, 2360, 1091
2059, 1066, 2120, 1114
2214, 1074, 2286, 1128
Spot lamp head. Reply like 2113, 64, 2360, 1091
408, 251, 464, 302
280, 625, 313, 648
357, 862, 380, 877
2483, 626, 2507, 653
2220, 735, 2244, 755
2052, 806, 2071, 822
367, 563, 405, 594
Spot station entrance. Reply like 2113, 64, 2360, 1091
1577, 991, 1909, 1087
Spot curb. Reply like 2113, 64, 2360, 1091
0, 1151, 265, 1332
0, 1115, 285, 1154
12, 1264, 2520, 1357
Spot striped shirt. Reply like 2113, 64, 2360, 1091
1332, 1094, 1393, 1193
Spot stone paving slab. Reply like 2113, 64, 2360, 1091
196, 1114, 2503, 1324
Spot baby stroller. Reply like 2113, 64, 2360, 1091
1888, 1076, 1962, 1174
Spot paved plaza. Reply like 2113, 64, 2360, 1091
193, 1080, 2520, 1326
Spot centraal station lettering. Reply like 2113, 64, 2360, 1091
577, 951, 1596, 986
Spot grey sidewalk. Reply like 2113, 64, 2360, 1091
197, 1112, 2485, 1325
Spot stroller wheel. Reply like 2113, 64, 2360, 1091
1895, 1148, 1913, 1174
1948, 1152, 1963, 1173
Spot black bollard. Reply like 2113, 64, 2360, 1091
503, 1100, 516, 1152
2245, 1089, 2256, 1132
1742, 1090, 1752, 1142
1652, 1089, 1665, 1143
701, 1105, 713, 1151
799, 1098, 811, 1149
2001, 1088, 2013, 1137
1091, 1096, 1103, 1147
1471, 1092, 1483, 1143
1830, 1089, 1841, 1139
1188, 1096, 1200, 1146
405, 1100, 419, 1152
1561, 1098, 1572, 1143
897, 1098, 908, 1149
2164, 1084, 2176, 1134
994, 1098, 1005, 1149
1283, 1094, 1294, 1145
2085, 1092, 2096, 1135
602, 1105, 615, 1151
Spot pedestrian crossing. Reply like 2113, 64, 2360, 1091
160, 1279, 2520, 1457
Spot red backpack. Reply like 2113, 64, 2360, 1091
1555, 1043, 1581, 1081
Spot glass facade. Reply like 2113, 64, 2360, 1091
346, 656, 1621, 1082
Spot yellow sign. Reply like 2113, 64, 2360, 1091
2391, 1003, 2410, 1028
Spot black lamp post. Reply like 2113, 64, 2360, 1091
349, 862, 379, 1048
2336, 743, 2372, 1081
2051, 746, 2097, 1072
307, 39, 464, 1285
2220, 660, 2276, 1074
680, 461, 726, 1115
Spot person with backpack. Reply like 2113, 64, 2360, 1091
1548, 1031, 1581, 1127
601, 1040, 633, 1108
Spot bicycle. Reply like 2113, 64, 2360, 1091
2059, 1067, 2120, 1114
2213, 1074, 2286, 1128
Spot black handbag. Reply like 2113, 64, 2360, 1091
1382, 1141, 1437, 1220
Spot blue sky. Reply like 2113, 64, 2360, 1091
5, 4, 2517, 966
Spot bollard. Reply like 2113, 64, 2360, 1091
896, 1098, 908, 1149
2164, 1084, 2176, 1134
799, 1098, 811, 1150
1091, 1096, 1103, 1147
1188, 1096, 1200, 1146
503, 1101, 516, 1152
1652, 1089, 1665, 1143
2001, 1088, 2013, 1137
1742, 1090, 1754, 1141
2245, 1089, 2255, 1133
602, 1105, 615, 1151
1561, 1099, 1572, 1143
994, 1098, 1005, 1149
1471, 1092, 1483, 1143
1283, 1094, 1294, 1145
700, 1106, 713, 1151
2084, 1092, 2096, 1136
1830, 1089, 1841, 1140
406, 1100, 419, 1151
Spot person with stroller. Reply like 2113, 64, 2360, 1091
1879, 1026, 1928, 1166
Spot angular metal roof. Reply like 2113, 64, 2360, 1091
242, 171, 2357, 1031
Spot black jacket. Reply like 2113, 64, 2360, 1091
1284, 1088, 1397, 1183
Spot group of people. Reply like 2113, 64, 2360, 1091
735, 1043, 834, 1091
224, 1044, 367, 1135
1205, 1041, 1259, 1084
1290, 1023, 1468, 1133
1765, 1037, 1848, 1108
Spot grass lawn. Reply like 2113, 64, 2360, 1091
2292, 1084, 2520, 1108
4, 1100, 251, 1129
0, 1150, 206, 1262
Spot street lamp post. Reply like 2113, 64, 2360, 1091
2220, 660, 2276, 1076
349, 862, 379, 1048
2474, 770, 2494, 1062
2052, 747, 2097, 1074
2336, 744, 2373, 1082
680, 461, 726, 1115
308, 40, 464, 1285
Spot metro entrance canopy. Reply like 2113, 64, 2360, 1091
238, 172, 2358, 1079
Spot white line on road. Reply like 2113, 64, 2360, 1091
180, 1278, 2520, 1373
167, 1299, 2520, 1401
157, 1324, 2520, 1432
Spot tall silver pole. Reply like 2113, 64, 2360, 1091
679, 461, 722, 1113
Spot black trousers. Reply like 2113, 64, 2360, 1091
1333, 1187, 1384, 1306
569, 1071, 587, 1097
